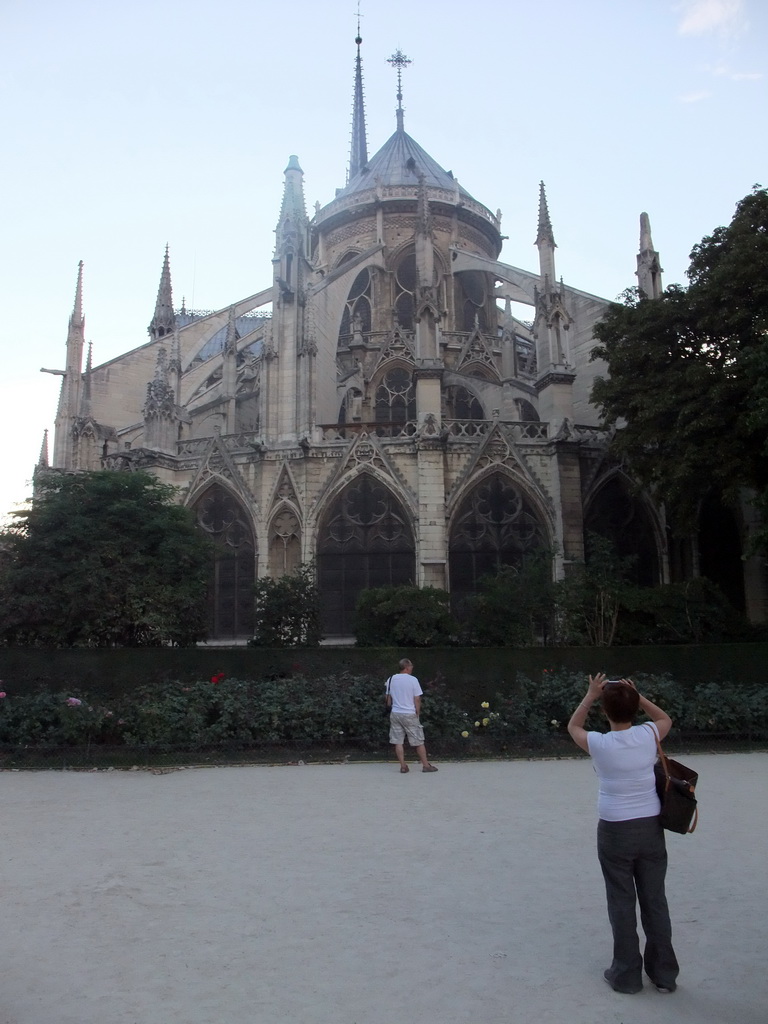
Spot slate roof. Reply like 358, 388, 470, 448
336, 128, 476, 201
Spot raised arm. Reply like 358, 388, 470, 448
567, 673, 606, 752
625, 680, 672, 740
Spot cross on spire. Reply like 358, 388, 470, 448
387, 49, 412, 131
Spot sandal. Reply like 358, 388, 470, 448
400, 765, 409, 773
422, 764, 438, 773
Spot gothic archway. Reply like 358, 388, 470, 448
449, 473, 547, 614
584, 476, 659, 586
698, 494, 745, 611
316, 474, 415, 635
193, 484, 256, 639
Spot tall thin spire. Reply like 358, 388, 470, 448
52, 261, 86, 469
535, 181, 556, 248
80, 341, 93, 417
387, 49, 412, 133
535, 181, 557, 286
38, 429, 49, 468
148, 244, 175, 340
348, 11, 368, 182
71, 260, 84, 330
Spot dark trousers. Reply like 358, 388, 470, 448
597, 816, 679, 991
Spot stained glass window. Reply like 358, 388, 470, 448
194, 484, 256, 638
317, 474, 415, 634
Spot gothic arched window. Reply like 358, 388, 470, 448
338, 268, 372, 342
449, 473, 545, 613
194, 484, 256, 639
458, 270, 488, 332
317, 474, 415, 634
444, 385, 485, 420
584, 478, 659, 587
374, 366, 415, 424
394, 252, 416, 329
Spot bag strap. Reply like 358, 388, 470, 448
649, 723, 699, 833
648, 722, 672, 789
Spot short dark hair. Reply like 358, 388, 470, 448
601, 682, 640, 724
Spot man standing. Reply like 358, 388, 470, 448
385, 658, 438, 774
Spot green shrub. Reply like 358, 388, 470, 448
1, 667, 766, 763
249, 563, 322, 647
354, 585, 458, 647
464, 553, 556, 646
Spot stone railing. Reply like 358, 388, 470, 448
444, 420, 549, 441
318, 421, 418, 441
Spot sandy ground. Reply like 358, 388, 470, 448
1, 752, 766, 1024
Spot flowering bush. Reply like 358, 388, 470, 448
0, 669, 766, 766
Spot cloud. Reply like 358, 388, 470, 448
676, 0, 746, 36
712, 63, 764, 80
678, 90, 713, 102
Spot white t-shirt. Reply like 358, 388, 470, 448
386, 672, 423, 715
586, 723, 660, 821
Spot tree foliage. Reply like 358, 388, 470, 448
354, 585, 458, 647
465, 551, 556, 646
590, 186, 768, 535
250, 563, 323, 647
0, 471, 212, 647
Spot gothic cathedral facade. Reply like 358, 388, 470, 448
40, 41, 764, 638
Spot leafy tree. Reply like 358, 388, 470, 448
0, 471, 212, 646
590, 186, 768, 537
465, 551, 556, 646
354, 584, 458, 647
250, 563, 323, 647
555, 534, 640, 647
613, 577, 754, 646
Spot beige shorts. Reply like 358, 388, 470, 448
389, 712, 425, 746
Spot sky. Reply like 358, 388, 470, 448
1, 0, 766, 522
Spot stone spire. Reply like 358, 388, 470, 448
535, 182, 557, 285
636, 212, 663, 299
52, 261, 86, 468
148, 244, 175, 340
348, 18, 368, 182
276, 156, 308, 251
142, 345, 178, 452
38, 429, 49, 468
80, 341, 93, 417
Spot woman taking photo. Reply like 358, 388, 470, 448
567, 672, 679, 995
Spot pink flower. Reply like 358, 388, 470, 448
0, 691, 6, 698
66, 697, 82, 706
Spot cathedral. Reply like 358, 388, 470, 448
40, 38, 764, 639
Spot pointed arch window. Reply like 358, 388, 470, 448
584, 478, 659, 587
194, 484, 256, 639
317, 474, 415, 634
338, 268, 372, 343
449, 473, 545, 612
458, 270, 488, 332
444, 385, 484, 420
374, 366, 415, 423
394, 252, 417, 330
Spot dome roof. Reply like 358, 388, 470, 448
336, 127, 476, 201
